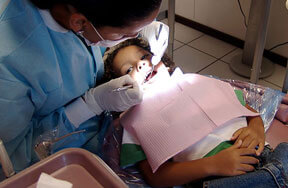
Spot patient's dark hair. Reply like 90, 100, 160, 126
30, 0, 162, 28
102, 37, 175, 83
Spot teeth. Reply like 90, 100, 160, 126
144, 72, 152, 83
145, 72, 150, 79
145, 73, 149, 81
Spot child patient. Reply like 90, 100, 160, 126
103, 38, 288, 188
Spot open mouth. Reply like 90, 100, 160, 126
144, 70, 157, 83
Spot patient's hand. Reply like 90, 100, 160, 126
211, 140, 259, 176
231, 116, 265, 156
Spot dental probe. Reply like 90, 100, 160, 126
112, 85, 133, 92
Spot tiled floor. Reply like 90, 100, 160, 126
160, 19, 286, 91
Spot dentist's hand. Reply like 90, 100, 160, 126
83, 75, 143, 114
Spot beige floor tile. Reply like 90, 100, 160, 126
198, 60, 249, 82
173, 40, 185, 50
173, 46, 216, 73
263, 64, 286, 88
188, 35, 237, 58
160, 19, 203, 43
221, 48, 243, 64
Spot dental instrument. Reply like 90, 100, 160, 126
34, 129, 86, 160
112, 85, 133, 92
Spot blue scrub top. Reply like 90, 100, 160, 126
0, 0, 111, 172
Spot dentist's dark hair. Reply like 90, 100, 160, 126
30, 0, 162, 28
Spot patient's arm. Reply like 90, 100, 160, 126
231, 104, 265, 156
138, 140, 259, 188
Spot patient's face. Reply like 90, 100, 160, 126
112, 45, 165, 85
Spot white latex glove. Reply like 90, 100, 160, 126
140, 21, 169, 65
83, 75, 143, 114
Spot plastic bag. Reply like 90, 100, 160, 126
101, 119, 150, 188
34, 112, 113, 160
224, 79, 285, 131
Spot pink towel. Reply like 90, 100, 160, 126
120, 72, 258, 173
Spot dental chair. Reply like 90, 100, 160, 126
0, 80, 287, 188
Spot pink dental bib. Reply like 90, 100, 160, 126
120, 70, 258, 172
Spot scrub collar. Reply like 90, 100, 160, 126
38, 8, 68, 33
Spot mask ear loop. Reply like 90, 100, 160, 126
92, 24, 105, 41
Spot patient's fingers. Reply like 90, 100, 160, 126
235, 132, 249, 145
247, 139, 258, 150
247, 139, 264, 156
235, 170, 246, 176
231, 128, 243, 140
239, 148, 257, 156
240, 164, 255, 172
241, 136, 253, 148
231, 139, 242, 148
240, 156, 259, 164
255, 142, 265, 156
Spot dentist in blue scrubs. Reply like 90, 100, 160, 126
0, 0, 162, 172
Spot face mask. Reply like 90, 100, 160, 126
95, 36, 130, 47
77, 24, 134, 47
